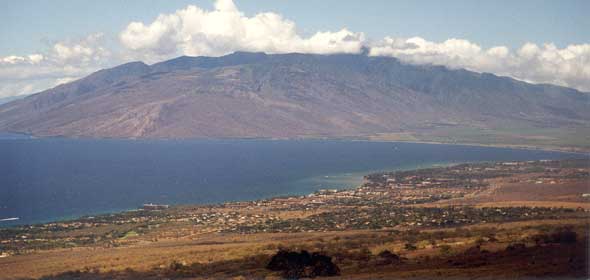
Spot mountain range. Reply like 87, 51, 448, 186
0, 52, 588, 148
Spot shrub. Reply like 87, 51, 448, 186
404, 243, 417, 251
169, 260, 186, 271
532, 228, 578, 245
474, 237, 485, 246
376, 250, 401, 265
439, 245, 452, 256
532, 233, 551, 245
463, 245, 481, 255
359, 247, 372, 261
266, 249, 340, 279
550, 229, 577, 244
505, 243, 526, 251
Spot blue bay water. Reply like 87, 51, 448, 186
0, 138, 576, 227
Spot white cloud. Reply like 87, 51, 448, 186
27, 54, 44, 64
50, 33, 110, 65
0, 56, 26, 65
369, 37, 590, 91
0, 54, 44, 65
0, 0, 588, 100
119, 0, 365, 62
118, 0, 589, 91
53, 77, 78, 86
0, 33, 112, 98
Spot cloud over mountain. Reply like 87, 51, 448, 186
119, 0, 365, 62
370, 37, 590, 92
0, 0, 588, 99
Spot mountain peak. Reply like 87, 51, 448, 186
86, 61, 150, 83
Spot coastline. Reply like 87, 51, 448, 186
2, 131, 589, 154
0, 166, 423, 228
373, 139, 589, 155
3, 156, 586, 229
1, 137, 585, 228
0, 161, 467, 228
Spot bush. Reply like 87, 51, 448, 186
404, 243, 417, 251
474, 237, 485, 246
550, 229, 577, 244
376, 250, 401, 265
266, 249, 340, 279
505, 243, 526, 251
358, 247, 372, 261
169, 260, 186, 271
532, 233, 550, 246
463, 245, 481, 255
439, 245, 452, 256
532, 228, 577, 245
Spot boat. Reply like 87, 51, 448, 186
142, 203, 169, 210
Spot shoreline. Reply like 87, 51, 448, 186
1, 131, 588, 155
0, 161, 463, 228
3, 155, 587, 229
373, 139, 589, 155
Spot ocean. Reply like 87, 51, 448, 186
0, 137, 576, 226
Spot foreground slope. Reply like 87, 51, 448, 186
0, 52, 588, 144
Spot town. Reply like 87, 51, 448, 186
1, 158, 587, 258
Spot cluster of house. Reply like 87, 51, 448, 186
229, 204, 585, 234
2, 159, 587, 256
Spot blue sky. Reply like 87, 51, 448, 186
2, 0, 588, 56
0, 0, 589, 98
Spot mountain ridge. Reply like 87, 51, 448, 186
0, 52, 588, 148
